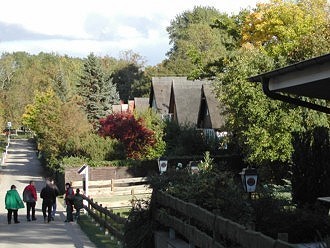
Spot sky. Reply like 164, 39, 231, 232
0, 0, 268, 66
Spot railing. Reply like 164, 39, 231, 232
82, 195, 127, 242
154, 191, 297, 248
1, 134, 10, 166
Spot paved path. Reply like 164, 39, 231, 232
0, 139, 96, 248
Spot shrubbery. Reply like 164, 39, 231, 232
64, 133, 125, 161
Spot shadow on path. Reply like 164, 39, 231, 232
0, 139, 95, 248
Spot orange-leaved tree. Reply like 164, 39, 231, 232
98, 112, 156, 159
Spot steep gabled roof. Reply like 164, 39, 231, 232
171, 79, 206, 126
150, 77, 187, 114
200, 84, 226, 129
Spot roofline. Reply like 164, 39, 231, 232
248, 53, 330, 82
261, 79, 330, 114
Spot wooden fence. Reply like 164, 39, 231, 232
154, 191, 297, 248
72, 177, 152, 208
82, 194, 127, 242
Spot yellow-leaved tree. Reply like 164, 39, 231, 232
241, 0, 330, 63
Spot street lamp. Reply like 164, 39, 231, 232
239, 167, 258, 197
158, 157, 168, 174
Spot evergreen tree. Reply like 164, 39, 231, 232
77, 53, 119, 126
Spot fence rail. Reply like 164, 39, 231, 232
82, 194, 127, 241
72, 177, 152, 208
154, 191, 297, 248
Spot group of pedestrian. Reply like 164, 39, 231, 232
5, 179, 84, 224
22, 180, 38, 221
64, 182, 83, 222
40, 179, 59, 223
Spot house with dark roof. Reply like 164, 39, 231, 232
150, 76, 226, 126
196, 83, 227, 148
197, 84, 226, 130
168, 79, 206, 126
149, 77, 188, 119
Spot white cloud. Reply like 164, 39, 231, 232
0, 0, 268, 65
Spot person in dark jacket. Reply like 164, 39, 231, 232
73, 188, 84, 220
23, 180, 38, 221
5, 185, 25, 224
64, 182, 74, 222
40, 180, 56, 223
50, 179, 59, 220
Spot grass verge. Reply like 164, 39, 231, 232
77, 214, 122, 248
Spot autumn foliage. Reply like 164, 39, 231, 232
98, 112, 156, 159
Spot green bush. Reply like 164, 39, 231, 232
255, 199, 330, 243
64, 133, 126, 161
149, 167, 253, 225
292, 127, 330, 207
124, 199, 154, 248
163, 121, 220, 156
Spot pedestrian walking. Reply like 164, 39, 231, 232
5, 185, 25, 224
64, 182, 74, 222
73, 188, 84, 221
50, 179, 59, 220
23, 180, 37, 221
40, 180, 56, 223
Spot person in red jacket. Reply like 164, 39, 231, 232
23, 181, 37, 221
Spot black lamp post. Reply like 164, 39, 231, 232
239, 167, 258, 198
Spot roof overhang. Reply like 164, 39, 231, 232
249, 53, 330, 114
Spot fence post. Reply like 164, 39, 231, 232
111, 179, 115, 192
89, 198, 94, 220
99, 204, 103, 230
104, 206, 109, 235
94, 201, 98, 225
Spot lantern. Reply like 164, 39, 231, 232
239, 167, 258, 193
158, 157, 168, 174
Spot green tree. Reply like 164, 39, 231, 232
134, 109, 166, 159
163, 6, 239, 78
292, 127, 330, 207
111, 63, 141, 101
22, 88, 63, 159
77, 53, 119, 126
0, 52, 81, 128
0, 52, 38, 127
206, 0, 330, 166
22, 88, 91, 167
0, 53, 17, 90
111, 50, 149, 101
214, 48, 297, 164
213, 47, 330, 166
